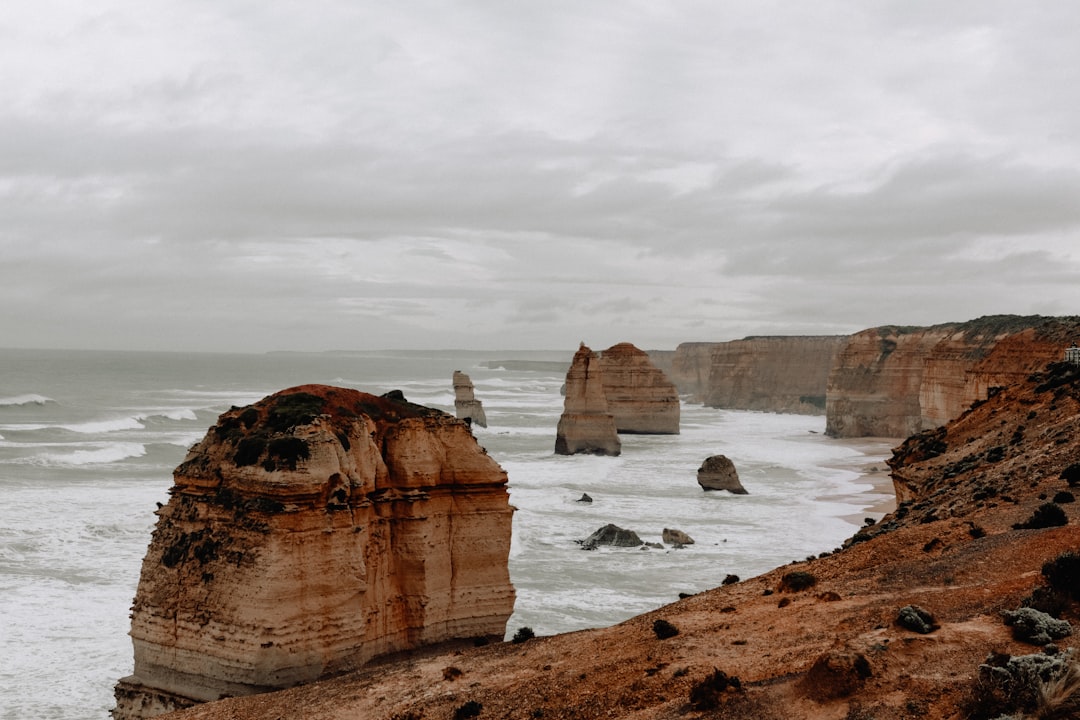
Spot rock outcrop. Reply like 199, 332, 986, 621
662, 528, 694, 546
452, 370, 487, 428
597, 342, 680, 434
668, 337, 846, 412
554, 345, 621, 456
697, 455, 747, 494
113, 385, 515, 719
826, 315, 1080, 438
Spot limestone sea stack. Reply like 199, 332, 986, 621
555, 344, 621, 456
697, 454, 747, 494
598, 342, 680, 434
113, 385, 515, 719
452, 370, 488, 428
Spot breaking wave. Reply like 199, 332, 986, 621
0, 394, 54, 407
36, 443, 148, 466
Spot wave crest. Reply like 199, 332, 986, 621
0, 394, 54, 407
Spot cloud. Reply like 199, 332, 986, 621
2, 1, 1080, 351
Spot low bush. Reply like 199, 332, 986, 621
780, 571, 817, 592
511, 626, 535, 644
1014, 503, 1069, 530
652, 619, 679, 639
896, 605, 939, 634
1043, 551, 1080, 601
1003, 608, 1072, 645
689, 669, 741, 711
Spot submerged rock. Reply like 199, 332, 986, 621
113, 385, 515, 719
580, 523, 643, 549
662, 528, 695, 546
697, 455, 748, 494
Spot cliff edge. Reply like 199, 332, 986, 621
826, 315, 1080, 437
113, 385, 515, 719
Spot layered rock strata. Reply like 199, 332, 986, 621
826, 315, 1080, 438
668, 337, 846, 412
113, 385, 515, 719
597, 342, 680, 434
554, 345, 621, 456
696, 455, 747, 494
452, 370, 488, 428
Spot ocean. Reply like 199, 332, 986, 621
0, 348, 895, 719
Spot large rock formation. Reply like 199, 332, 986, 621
597, 343, 680, 434
554, 345, 621, 456
826, 315, 1080, 438
667, 337, 846, 412
452, 370, 487, 428
113, 385, 515, 719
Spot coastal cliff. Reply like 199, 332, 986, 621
668, 336, 845, 413
161, 356, 1080, 720
826, 315, 1080, 438
113, 385, 514, 719
598, 342, 680, 434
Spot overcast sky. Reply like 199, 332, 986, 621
3, 2, 1080, 352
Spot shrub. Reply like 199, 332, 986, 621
267, 436, 310, 471
265, 392, 325, 433
233, 436, 266, 467
1023, 586, 1071, 619
689, 669, 741, 711
780, 571, 817, 592
511, 626, 535, 644
1062, 464, 1080, 488
896, 605, 939, 634
967, 651, 1075, 719
722, 574, 740, 585
453, 700, 482, 719
652, 619, 679, 639
1043, 551, 1080, 601
1014, 503, 1069, 530
1003, 608, 1072, 645
1054, 491, 1076, 504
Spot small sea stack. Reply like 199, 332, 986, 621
452, 370, 488, 428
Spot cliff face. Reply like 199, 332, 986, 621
667, 337, 845, 412
452, 370, 488, 428
826, 316, 1080, 438
113, 385, 514, 719
598, 343, 679, 434
554, 345, 621, 456
166, 361, 1080, 720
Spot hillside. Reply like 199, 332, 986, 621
164, 361, 1080, 719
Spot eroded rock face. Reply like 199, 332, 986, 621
667, 337, 845, 412
555, 345, 621, 456
598, 343, 680, 434
697, 455, 747, 494
826, 316, 1080, 438
452, 370, 488, 428
113, 385, 515, 719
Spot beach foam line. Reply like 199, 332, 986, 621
0, 394, 54, 407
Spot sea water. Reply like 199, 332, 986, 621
0, 348, 895, 719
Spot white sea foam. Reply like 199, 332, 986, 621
0, 393, 54, 407
36, 443, 147, 466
